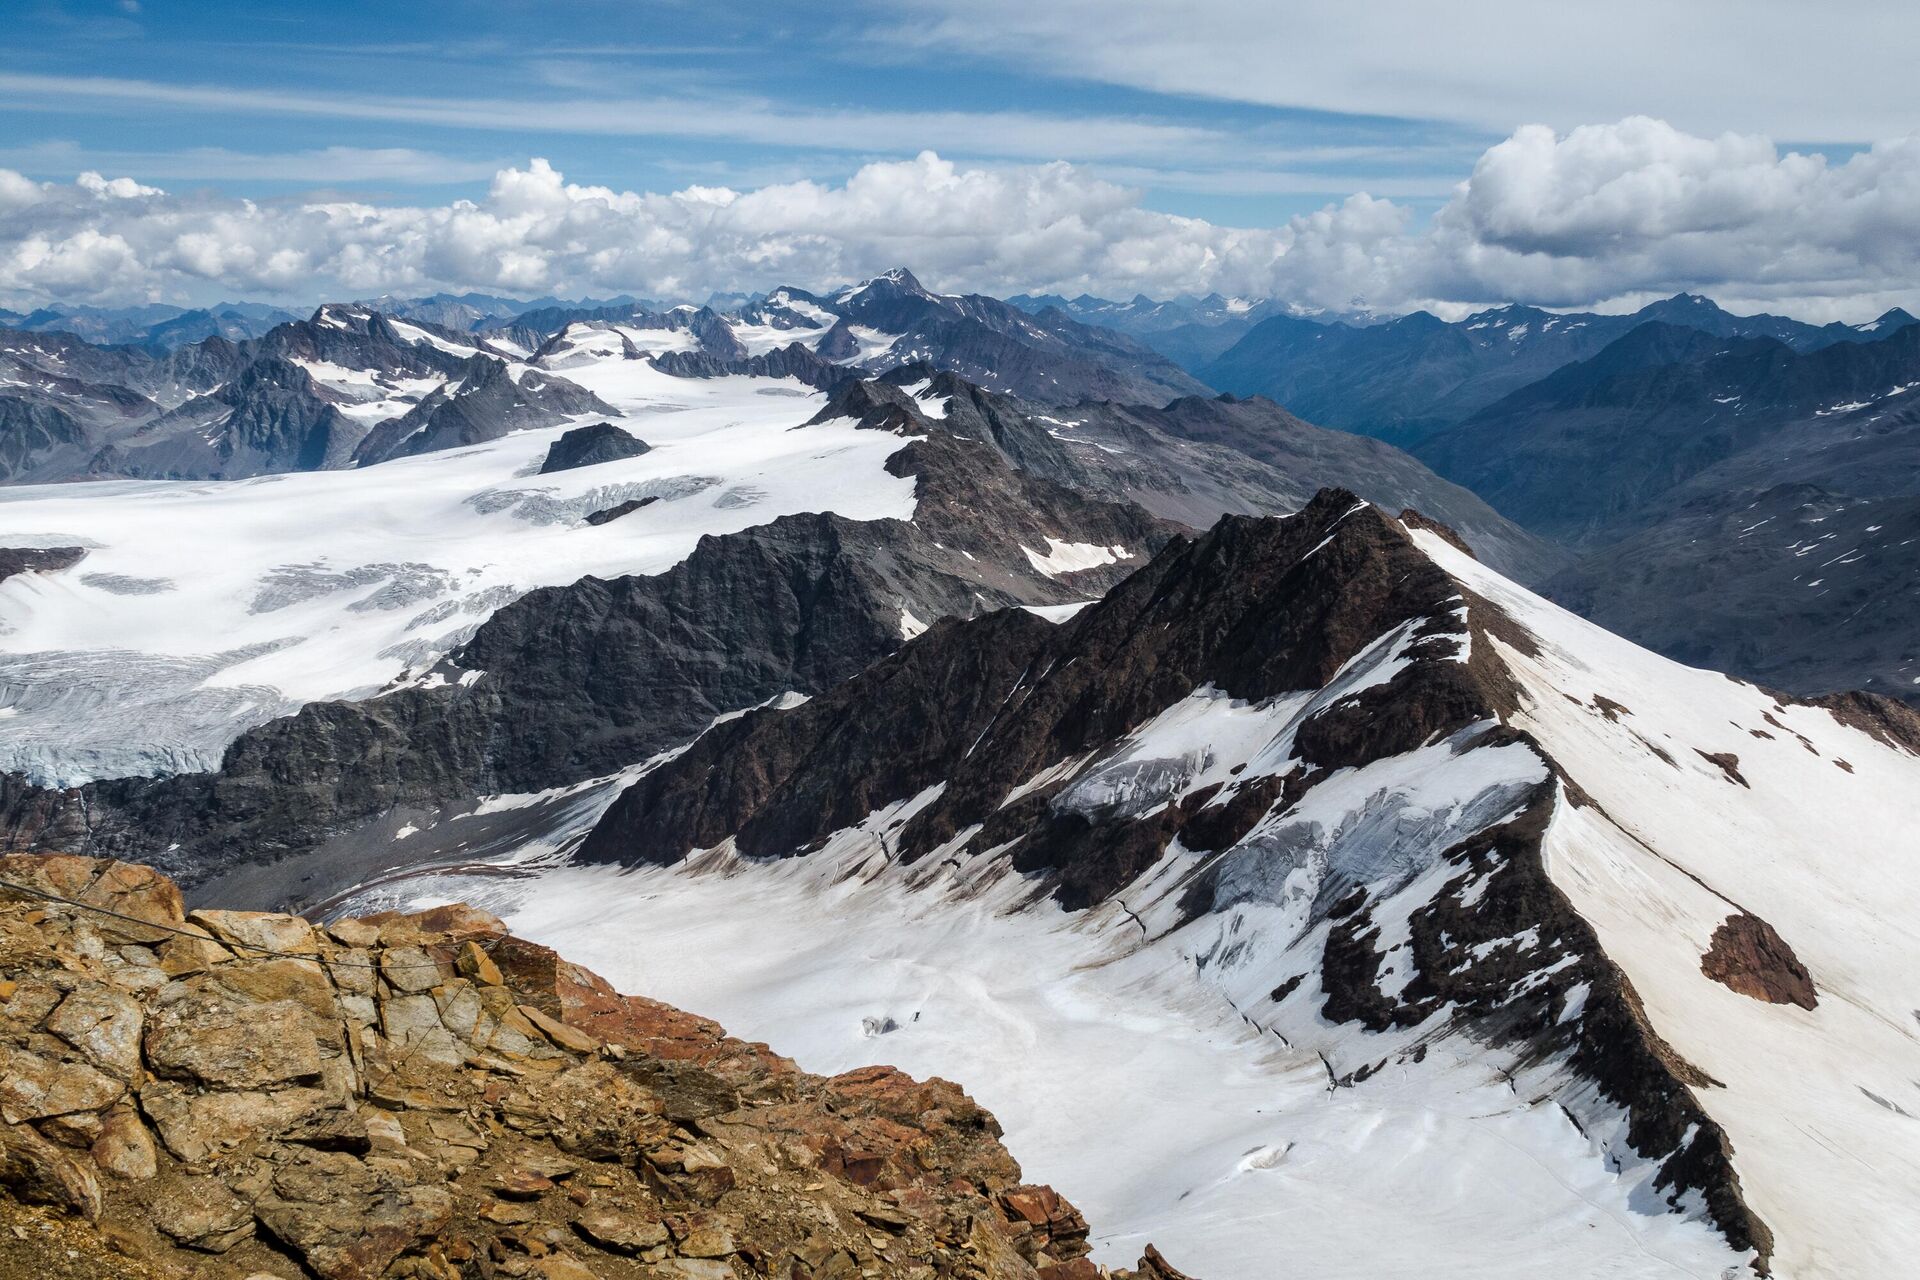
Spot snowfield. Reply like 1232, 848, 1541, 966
326, 516, 1920, 1280
1413, 529, 1920, 1280
0, 358, 918, 784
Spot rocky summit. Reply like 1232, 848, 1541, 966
0, 854, 1191, 1280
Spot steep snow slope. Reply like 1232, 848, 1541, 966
1416, 530, 1920, 1280
0, 362, 916, 782
307, 493, 1920, 1279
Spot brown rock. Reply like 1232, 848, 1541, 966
156, 929, 232, 977
653, 1262, 733, 1280
573, 1205, 669, 1254
149, 1173, 253, 1252
0, 1120, 102, 1219
254, 1147, 455, 1280
380, 946, 447, 994
89, 1109, 157, 1181
144, 985, 323, 1088
0, 855, 184, 944
364, 902, 508, 947
139, 1082, 330, 1163
520, 1005, 600, 1055
667, 1210, 739, 1258
186, 909, 318, 956
534, 1256, 605, 1280
1701, 912, 1818, 1010
0, 1045, 124, 1123
492, 1168, 556, 1199
213, 956, 336, 1017
458, 940, 505, 986
45, 986, 145, 1079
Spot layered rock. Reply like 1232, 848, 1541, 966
0, 853, 1189, 1280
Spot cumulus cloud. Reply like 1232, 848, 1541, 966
5, 121, 1920, 320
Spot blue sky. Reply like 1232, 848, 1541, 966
3, 1, 1918, 317
0, 1, 1510, 224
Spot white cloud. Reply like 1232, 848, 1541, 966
887, 0, 1920, 144
5, 122, 1920, 321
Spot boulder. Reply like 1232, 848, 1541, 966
186, 909, 317, 956
254, 1148, 455, 1280
139, 1083, 331, 1164
0, 1045, 123, 1124
45, 986, 144, 1079
0, 1121, 102, 1219
149, 1173, 254, 1252
89, 1108, 156, 1181
144, 984, 323, 1089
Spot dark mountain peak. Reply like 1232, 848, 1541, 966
838, 267, 930, 303
538, 421, 651, 474
1860, 306, 1918, 333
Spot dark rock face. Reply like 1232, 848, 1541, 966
0, 547, 86, 585
1700, 913, 1818, 1009
0, 400, 91, 482
584, 496, 659, 525
581, 491, 1470, 886
95, 358, 365, 479
649, 341, 851, 390
353, 355, 616, 466
820, 369, 1563, 583
1415, 322, 1920, 545
538, 423, 651, 474
0, 430, 1170, 882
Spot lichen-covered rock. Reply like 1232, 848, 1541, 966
0, 856, 1198, 1280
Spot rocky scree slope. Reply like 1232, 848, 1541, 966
578, 488, 1920, 1277
0, 853, 1192, 1280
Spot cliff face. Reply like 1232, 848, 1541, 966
0, 855, 1189, 1280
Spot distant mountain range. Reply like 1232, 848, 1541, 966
1198, 293, 1917, 446
8, 275, 1920, 701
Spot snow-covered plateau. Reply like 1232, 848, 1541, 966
0, 354, 915, 784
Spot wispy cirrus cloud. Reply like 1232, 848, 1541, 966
883, 0, 1920, 143
0, 73, 1225, 165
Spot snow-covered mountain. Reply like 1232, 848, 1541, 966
1, 305, 1914, 1276
154, 489, 1916, 1280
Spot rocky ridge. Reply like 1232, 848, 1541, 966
0, 853, 1191, 1280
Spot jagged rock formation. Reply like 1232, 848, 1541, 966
539, 425, 652, 475
0, 427, 1171, 881
0, 547, 86, 585
566, 488, 1920, 1278
831, 369, 1562, 581
0, 853, 1188, 1280
353, 358, 617, 467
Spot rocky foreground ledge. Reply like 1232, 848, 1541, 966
0, 855, 1193, 1280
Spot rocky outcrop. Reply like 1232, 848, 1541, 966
538, 425, 651, 475
1700, 913, 1818, 1010
0, 853, 1191, 1280
649, 343, 851, 391
0, 547, 86, 586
